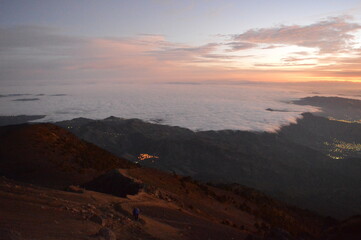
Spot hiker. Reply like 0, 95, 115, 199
132, 207, 140, 220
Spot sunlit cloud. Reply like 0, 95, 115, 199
232, 16, 361, 54
147, 42, 220, 61
1, 15, 361, 84
225, 41, 258, 51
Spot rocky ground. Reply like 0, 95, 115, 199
0, 174, 252, 240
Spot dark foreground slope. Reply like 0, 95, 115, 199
0, 123, 136, 188
0, 123, 342, 240
56, 114, 361, 219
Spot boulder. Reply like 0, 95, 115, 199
97, 227, 116, 240
66, 185, 84, 193
90, 214, 105, 226
82, 169, 142, 197
0, 229, 23, 240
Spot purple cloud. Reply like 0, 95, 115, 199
233, 16, 361, 53
225, 41, 258, 51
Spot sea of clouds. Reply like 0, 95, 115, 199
0, 82, 360, 132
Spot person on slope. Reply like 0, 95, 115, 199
133, 207, 140, 221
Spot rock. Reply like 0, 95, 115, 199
87, 203, 96, 209
0, 229, 23, 240
82, 169, 142, 198
90, 214, 105, 226
71, 208, 79, 213
264, 228, 293, 240
66, 185, 84, 193
97, 227, 116, 240
221, 219, 231, 225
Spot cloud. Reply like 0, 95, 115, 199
1, 18, 361, 84
0, 82, 321, 132
329, 71, 361, 77
0, 26, 240, 83
310, 54, 361, 80
291, 51, 312, 56
0, 26, 85, 52
225, 41, 258, 51
148, 43, 220, 61
281, 56, 317, 63
260, 44, 283, 49
233, 16, 361, 53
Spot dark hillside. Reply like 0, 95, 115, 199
56, 116, 361, 218
279, 113, 361, 159
0, 123, 136, 188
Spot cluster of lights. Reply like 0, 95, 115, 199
137, 153, 159, 161
324, 139, 361, 159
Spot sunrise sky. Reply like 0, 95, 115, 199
1, 0, 361, 84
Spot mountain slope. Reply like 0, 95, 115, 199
0, 123, 136, 188
279, 113, 361, 159
56, 116, 361, 218
0, 123, 339, 240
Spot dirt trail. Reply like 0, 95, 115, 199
1, 176, 246, 240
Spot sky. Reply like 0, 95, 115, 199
1, 0, 361, 84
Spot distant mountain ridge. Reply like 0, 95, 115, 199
293, 96, 361, 121
56, 112, 361, 219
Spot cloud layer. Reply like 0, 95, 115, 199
0, 82, 322, 132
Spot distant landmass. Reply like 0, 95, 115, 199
265, 108, 293, 112
0, 93, 32, 98
0, 115, 46, 126
12, 98, 40, 101
293, 96, 361, 121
